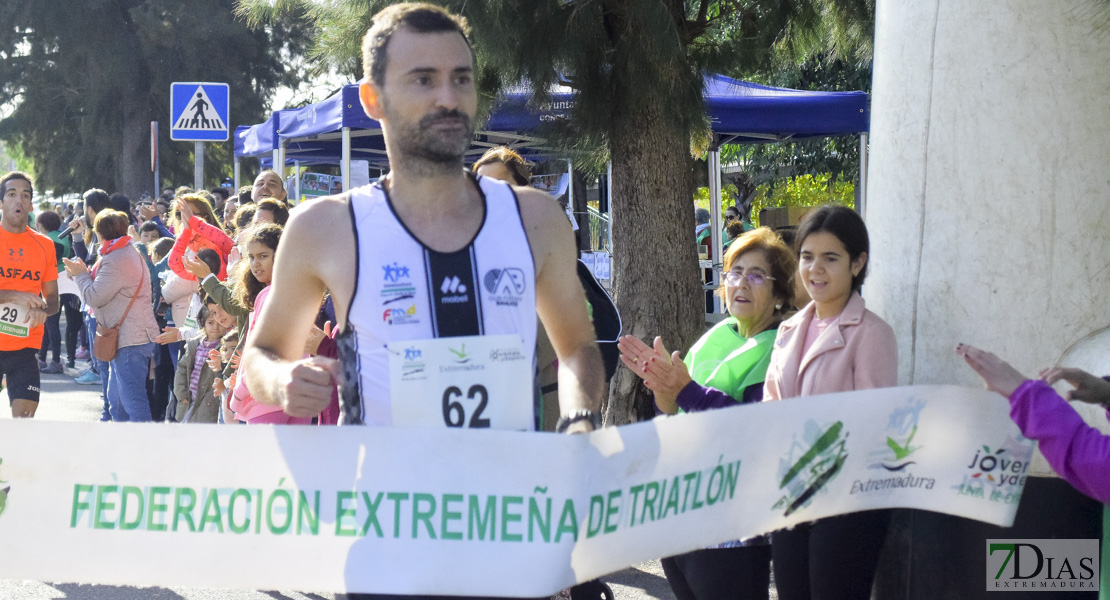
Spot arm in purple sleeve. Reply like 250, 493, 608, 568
675, 381, 763, 412
1010, 379, 1110, 503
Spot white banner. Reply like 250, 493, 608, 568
0, 385, 1033, 596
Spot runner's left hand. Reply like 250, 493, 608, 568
24, 307, 48, 328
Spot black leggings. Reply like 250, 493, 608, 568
771, 510, 891, 600
39, 294, 81, 365
662, 545, 771, 600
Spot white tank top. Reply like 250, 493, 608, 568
338, 175, 538, 427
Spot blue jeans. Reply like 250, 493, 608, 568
108, 342, 155, 422
85, 314, 111, 420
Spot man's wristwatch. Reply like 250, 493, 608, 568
555, 409, 602, 433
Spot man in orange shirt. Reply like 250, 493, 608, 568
0, 171, 59, 418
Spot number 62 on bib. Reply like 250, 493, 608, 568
387, 335, 533, 431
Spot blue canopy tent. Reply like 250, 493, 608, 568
235, 74, 869, 261
235, 74, 867, 312
699, 74, 870, 286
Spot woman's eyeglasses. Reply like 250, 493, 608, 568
723, 271, 774, 286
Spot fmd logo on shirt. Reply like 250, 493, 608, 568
440, 276, 469, 304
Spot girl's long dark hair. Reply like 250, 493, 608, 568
233, 223, 283, 311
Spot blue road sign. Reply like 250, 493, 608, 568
171, 82, 229, 142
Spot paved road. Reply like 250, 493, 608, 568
1, 351, 676, 600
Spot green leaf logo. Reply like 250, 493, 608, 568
886, 425, 918, 460
448, 344, 469, 363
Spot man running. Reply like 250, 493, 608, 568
243, 3, 603, 436
0, 171, 59, 418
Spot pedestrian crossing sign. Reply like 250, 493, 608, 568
170, 82, 229, 142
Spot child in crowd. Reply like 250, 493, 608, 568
211, 328, 240, 424
226, 223, 305, 424
173, 307, 227, 423
167, 193, 234, 282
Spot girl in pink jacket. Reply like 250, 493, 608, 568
763, 205, 897, 600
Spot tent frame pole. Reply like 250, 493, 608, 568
859, 132, 869, 217
708, 146, 723, 314
342, 127, 352, 192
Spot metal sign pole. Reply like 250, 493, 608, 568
194, 141, 204, 190
151, 121, 159, 197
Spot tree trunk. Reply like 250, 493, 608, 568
120, 103, 150, 199
604, 75, 705, 427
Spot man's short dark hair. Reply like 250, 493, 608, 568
83, 189, 111, 214
362, 3, 471, 87
139, 221, 161, 236
109, 193, 131, 213
209, 187, 231, 202
0, 171, 33, 197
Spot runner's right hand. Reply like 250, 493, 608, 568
279, 356, 340, 418
4, 291, 46, 311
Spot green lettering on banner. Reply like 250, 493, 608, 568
172, 487, 197, 532
148, 487, 170, 532
267, 490, 293, 535
681, 472, 697, 513
528, 496, 551, 542
297, 491, 319, 536
604, 490, 621, 534
441, 494, 463, 541
412, 493, 437, 540
387, 492, 409, 539
554, 499, 578, 543
724, 460, 741, 500
71, 484, 94, 528
199, 489, 224, 533
94, 485, 118, 530
501, 496, 523, 542
627, 484, 644, 528
228, 489, 252, 534
468, 495, 495, 541
706, 460, 725, 506
255, 490, 263, 534
586, 495, 604, 538
360, 492, 384, 537
641, 482, 659, 524
690, 471, 705, 511
119, 486, 145, 531
662, 476, 681, 518
335, 491, 357, 537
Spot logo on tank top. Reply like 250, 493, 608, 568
382, 304, 419, 326
483, 268, 526, 307
381, 262, 417, 307
440, 276, 469, 304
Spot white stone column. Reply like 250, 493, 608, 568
867, 0, 1110, 387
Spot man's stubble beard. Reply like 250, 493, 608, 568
386, 101, 476, 178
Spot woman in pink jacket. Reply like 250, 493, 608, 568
763, 205, 897, 600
